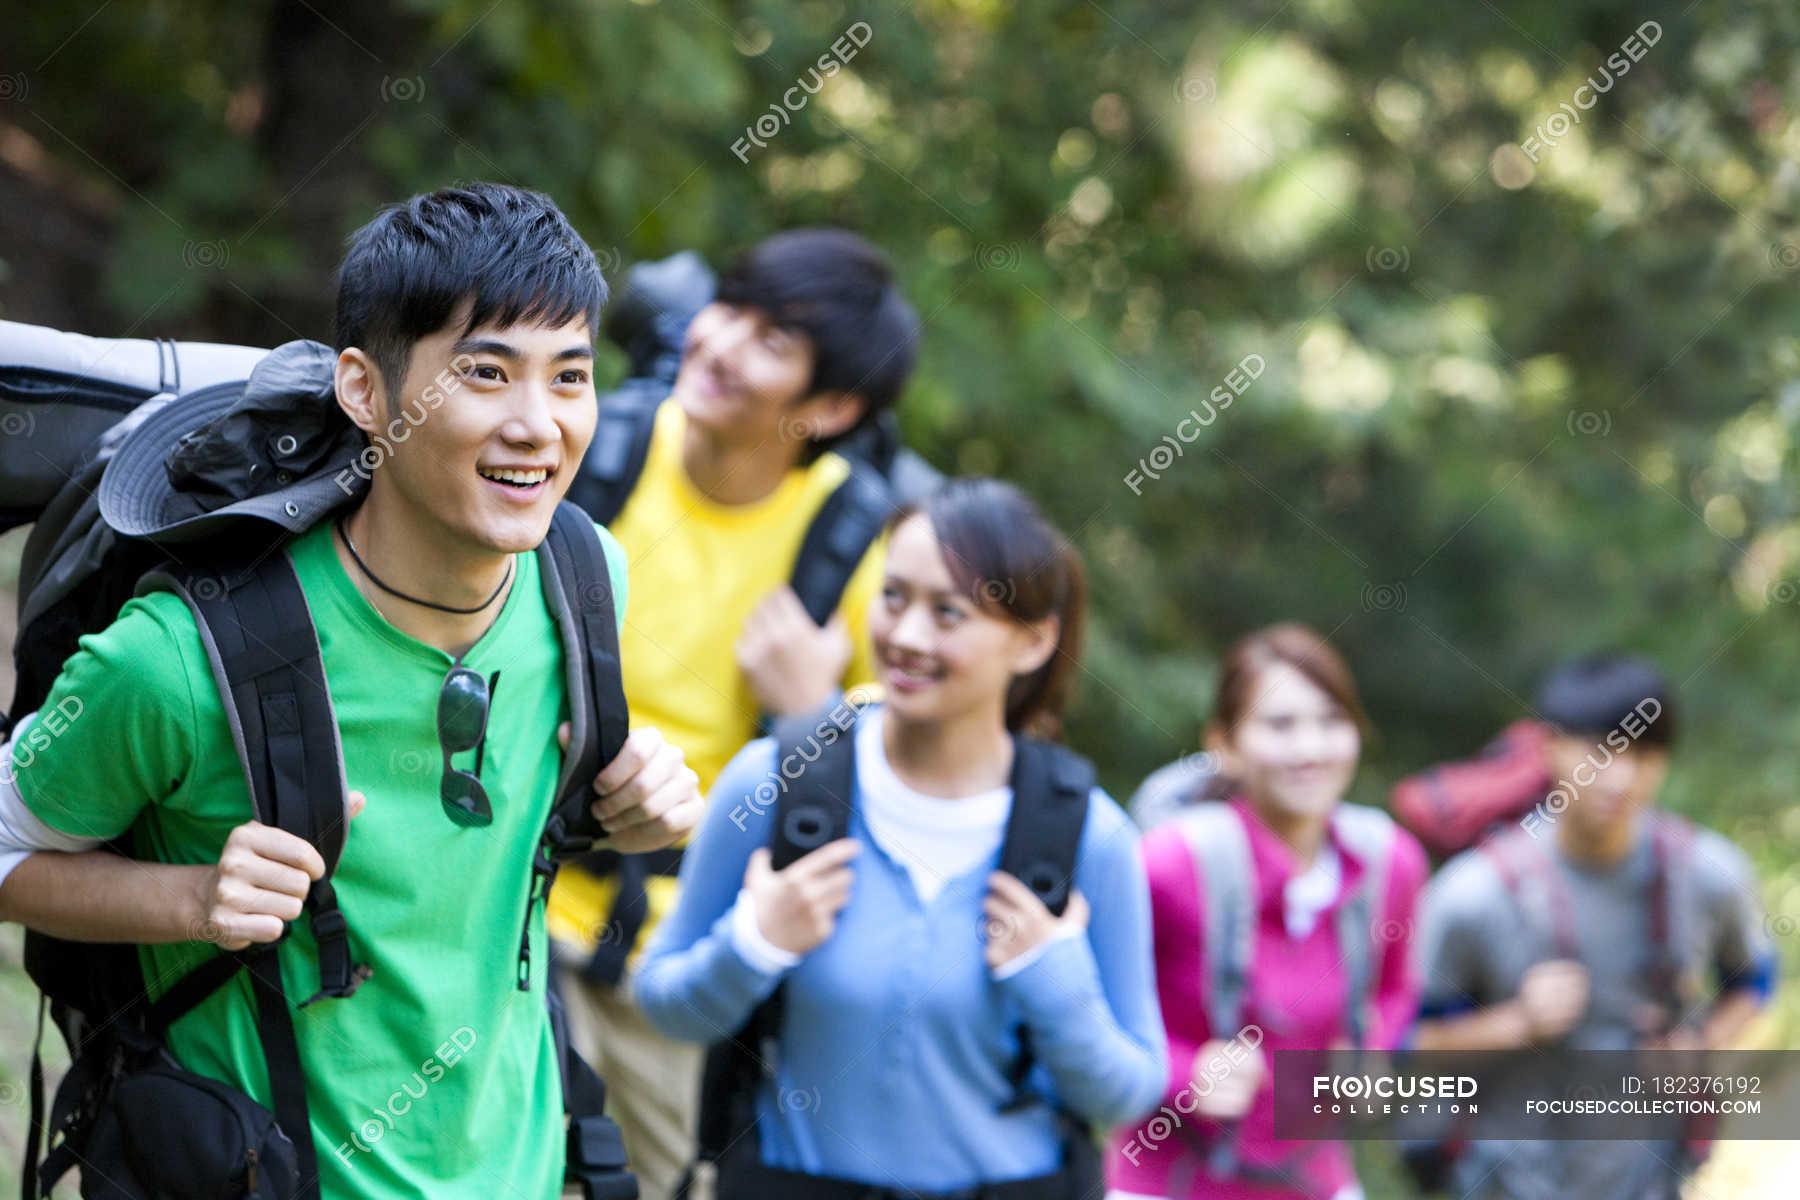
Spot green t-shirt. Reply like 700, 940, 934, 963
13, 517, 628, 1199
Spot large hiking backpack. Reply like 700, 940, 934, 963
1389, 720, 1553, 859
1125, 752, 1215, 830
2, 323, 638, 1199
678, 712, 1103, 1200
0, 320, 267, 535
563, 252, 941, 986
1168, 801, 1396, 1188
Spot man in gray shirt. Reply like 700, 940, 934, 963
1412, 656, 1775, 1199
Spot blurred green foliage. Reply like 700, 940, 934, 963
4, 1, 1800, 1193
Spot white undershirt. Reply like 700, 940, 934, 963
1283, 841, 1342, 939
854, 706, 1012, 906
0, 712, 106, 887
730, 707, 1077, 978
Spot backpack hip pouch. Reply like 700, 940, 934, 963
53, 1034, 300, 1200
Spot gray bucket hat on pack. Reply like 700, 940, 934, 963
99, 338, 370, 544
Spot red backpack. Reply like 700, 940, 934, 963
1390, 720, 1551, 859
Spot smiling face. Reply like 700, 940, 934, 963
867, 513, 1057, 729
339, 306, 597, 555
1545, 733, 1667, 842
1212, 660, 1362, 821
670, 300, 861, 452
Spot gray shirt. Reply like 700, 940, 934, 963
1415, 817, 1770, 1198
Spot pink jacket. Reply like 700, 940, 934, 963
1107, 798, 1428, 1200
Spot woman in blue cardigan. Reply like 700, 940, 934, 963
635, 477, 1165, 1199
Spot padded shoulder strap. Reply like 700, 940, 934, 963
533, 503, 630, 994
538, 501, 632, 856
999, 739, 1093, 917
789, 459, 895, 626
688, 709, 860, 1165
1480, 829, 1579, 960
769, 708, 859, 870
564, 385, 664, 526
140, 552, 364, 1005
994, 738, 1093, 1115
1646, 812, 1697, 1020
1330, 804, 1396, 1051
138, 549, 355, 1200
1176, 803, 1256, 1037
1331, 802, 1396, 868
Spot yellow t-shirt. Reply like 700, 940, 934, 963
547, 401, 885, 958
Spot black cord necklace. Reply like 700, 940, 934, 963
336, 518, 513, 615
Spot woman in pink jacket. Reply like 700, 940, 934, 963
1107, 623, 1428, 1200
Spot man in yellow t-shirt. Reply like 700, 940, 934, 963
549, 229, 922, 1198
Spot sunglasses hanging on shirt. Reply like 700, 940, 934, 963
438, 663, 501, 826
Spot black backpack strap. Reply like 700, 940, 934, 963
246, 945, 320, 1192
995, 738, 1093, 1114
133, 548, 366, 1200
22, 998, 45, 1200
502, 505, 636, 1196
788, 459, 895, 626
694, 714, 859, 1168
576, 846, 683, 988
524, 502, 632, 995
564, 384, 664, 526
998, 739, 1092, 918
140, 950, 257, 1033
536, 500, 632, 856
767, 709, 858, 869
548, 983, 638, 1199
145, 554, 365, 1005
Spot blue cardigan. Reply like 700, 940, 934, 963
635, 728, 1167, 1190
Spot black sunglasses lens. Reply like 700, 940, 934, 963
441, 771, 493, 826
437, 666, 489, 751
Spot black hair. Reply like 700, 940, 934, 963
888, 477, 1087, 741
1536, 655, 1675, 748
335, 182, 608, 402
715, 228, 919, 458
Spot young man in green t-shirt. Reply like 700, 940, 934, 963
0, 183, 703, 1197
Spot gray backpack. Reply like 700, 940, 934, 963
1177, 801, 1395, 1044
1172, 801, 1396, 1184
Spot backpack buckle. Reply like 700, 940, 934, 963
298, 905, 370, 1006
